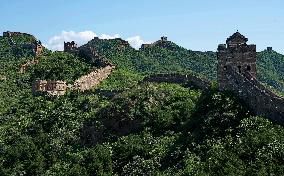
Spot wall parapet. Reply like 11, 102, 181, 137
73, 65, 115, 91
224, 67, 284, 125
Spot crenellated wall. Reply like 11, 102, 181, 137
32, 80, 67, 96
217, 32, 284, 125
224, 67, 284, 125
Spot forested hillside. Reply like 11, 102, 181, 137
0, 34, 283, 175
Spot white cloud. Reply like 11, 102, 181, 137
126, 36, 151, 50
45, 31, 97, 51
44, 30, 150, 51
100, 34, 121, 40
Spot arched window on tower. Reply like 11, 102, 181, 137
238, 66, 241, 73
247, 65, 251, 71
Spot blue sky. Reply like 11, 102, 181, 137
1, 0, 284, 53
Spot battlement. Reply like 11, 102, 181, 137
267, 47, 273, 52
140, 44, 153, 50
35, 40, 43, 56
224, 67, 284, 125
64, 41, 78, 52
3, 31, 34, 38
20, 59, 39, 73
217, 32, 284, 125
73, 65, 115, 91
217, 31, 257, 90
142, 73, 210, 90
32, 80, 67, 96
140, 36, 169, 50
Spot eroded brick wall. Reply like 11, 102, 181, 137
33, 80, 67, 96
73, 65, 115, 91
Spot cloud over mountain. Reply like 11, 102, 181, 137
44, 30, 150, 51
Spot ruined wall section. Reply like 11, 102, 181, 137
73, 65, 115, 91
225, 67, 284, 125
32, 80, 67, 96
142, 73, 211, 90
20, 59, 39, 73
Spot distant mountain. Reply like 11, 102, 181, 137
257, 50, 284, 93
82, 37, 284, 94
81, 37, 217, 79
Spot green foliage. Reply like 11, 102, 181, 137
82, 39, 217, 79
28, 52, 91, 83
0, 35, 283, 175
257, 51, 284, 92
98, 69, 144, 91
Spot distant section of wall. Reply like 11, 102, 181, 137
225, 67, 284, 125
140, 36, 169, 50
3, 31, 35, 39
142, 73, 211, 90
0, 75, 6, 81
73, 65, 115, 91
64, 41, 78, 52
78, 46, 112, 67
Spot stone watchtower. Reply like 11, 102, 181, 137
64, 41, 78, 52
217, 31, 257, 90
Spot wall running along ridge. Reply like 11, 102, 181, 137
142, 73, 211, 90
73, 65, 115, 91
225, 67, 284, 125
217, 31, 284, 125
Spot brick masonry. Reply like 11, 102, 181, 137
217, 32, 284, 125
73, 65, 115, 91
32, 80, 67, 96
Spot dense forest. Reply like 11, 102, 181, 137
0, 33, 283, 175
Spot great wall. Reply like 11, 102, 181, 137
32, 39, 116, 96
141, 73, 210, 91
2, 31, 284, 124
217, 32, 284, 125
225, 67, 284, 124
140, 32, 284, 125
73, 65, 115, 91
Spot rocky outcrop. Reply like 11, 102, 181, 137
73, 65, 115, 91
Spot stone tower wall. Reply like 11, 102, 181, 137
217, 32, 284, 125
217, 44, 257, 90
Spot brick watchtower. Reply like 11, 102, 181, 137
217, 31, 257, 90
64, 41, 78, 52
